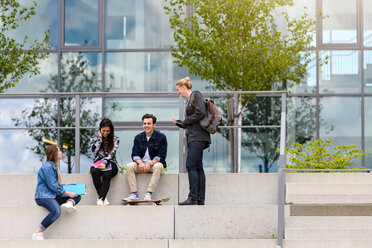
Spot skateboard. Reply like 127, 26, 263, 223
122, 197, 170, 206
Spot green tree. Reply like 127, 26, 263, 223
165, 0, 319, 170
13, 53, 102, 173
0, 0, 51, 92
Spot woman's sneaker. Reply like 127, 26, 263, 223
61, 202, 77, 213
103, 198, 110, 206
31, 232, 44, 240
97, 198, 104, 206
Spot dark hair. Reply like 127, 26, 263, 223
99, 118, 115, 153
142, 113, 157, 124
45, 145, 62, 184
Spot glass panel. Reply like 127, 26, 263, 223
204, 132, 232, 173
61, 52, 102, 92
105, 52, 185, 92
5, 0, 58, 49
287, 97, 316, 146
364, 97, 372, 168
364, 0, 372, 47
64, 0, 99, 46
105, 0, 173, 48
322, 0, 357, 43
80, 98, 102, 128
240, 97, 281, 173
5, 53, 58, 93
319, 97, 361, 166
105, 98, 178, 122
290, 52, 316, 94
319, 50, 360, 93
363, 51, 372, 93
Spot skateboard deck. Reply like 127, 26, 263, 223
122, 197, 170, 206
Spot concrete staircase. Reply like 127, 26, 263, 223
284, 173, 372, 248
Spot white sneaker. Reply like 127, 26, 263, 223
97, 198, 103, 206
61, 202, 77, 213
103, 198, 110, 206
143, 192, 152, 201
31, 232, 44, 240
123, 193, 139, 201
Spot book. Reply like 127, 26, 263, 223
92, 160, 103, 168
62, 183, 86, 197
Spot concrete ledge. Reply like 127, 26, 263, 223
286, 183, 372, 194
286, 228, 372, 240
169, 239, 277, 248
1, 206, 174, 239
283, 240, 372, 248
178, 173, 278, 205
0, 240, 168, 248
286, 173, 372, 183
174, 205, 277, 239
286, 194, 372, 205
290, 205, 372, 216
286, 216, 372, 228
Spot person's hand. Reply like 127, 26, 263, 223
65, 182, 75, 185
171, 118, 176, 125
97, 130, 102, 137
98, 163, 106, 170
144, 162, 151, 173
65, 191, 78, 198
138, 162, 145, 173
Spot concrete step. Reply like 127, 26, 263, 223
285, 228, 372, 240
286, 173, 372, 183
286, 193, 372, 204
0, 205, 277, 240
286, 216, 372, 228
289, 204, 372, 216
0, 239, 278, 248
283, 240, 372, 248
286, 183, 372, 194
0, 174, 278, 206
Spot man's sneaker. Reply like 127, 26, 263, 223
61, 202, 77, 213
31, 232, 44, 240
123, 193, 139, 201
143, 192, 152, 201
96, 198, 103, 206
103, 198, 110, 206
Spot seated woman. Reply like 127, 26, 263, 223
32, 145, 81, 240
90, 118, 119, 206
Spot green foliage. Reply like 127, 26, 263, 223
284, 139, 370, 171
0, 0, 51, 92
164, 0, 317, 92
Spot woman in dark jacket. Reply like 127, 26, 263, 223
171, 77, 211, 205
90, 118, 119, 206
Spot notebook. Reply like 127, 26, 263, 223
62, 183, 86, 197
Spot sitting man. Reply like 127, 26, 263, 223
124, 113, 167, 201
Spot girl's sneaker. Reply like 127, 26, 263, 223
31, 232, 44, 240
96, 198, 104, 206
103, 198, 110, 206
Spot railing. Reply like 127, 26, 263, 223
0, 90, 287, 173
276, 167, 372, 248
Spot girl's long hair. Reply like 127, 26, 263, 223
99, 118, 115, 153
45, 145, 62, 184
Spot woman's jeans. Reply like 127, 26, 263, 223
186, 141, 208, 202
35, 195, 81, 230
90, 164, 118, 200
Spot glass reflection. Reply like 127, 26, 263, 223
105, 98, 178, 122
286, 97, 316, 146
364, 51, 372, 93
290, 52, 316, 94
5, 53, 58, 93
5, 0, 58, 49
65, 0, 99, 46
105, 52, 185, 92
364, 0, 372, 47
105, 0, 173, 48
203, 132, 232, 173
319, 97, 361, 165
322, 0, 357, 43
61, 52, 102, 92
364, 97, 372, 168
319, 50, 360, 93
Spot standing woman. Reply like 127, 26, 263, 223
171, 77, 211, 205
32, 145, 81, 240
90, 118, 119, 206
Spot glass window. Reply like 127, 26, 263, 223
204, 133, 232, 173
105, 0, 173, 48
105, 52, 185, 92
61, 52, 102, 92
364, 97, 372, 168
322, 0, 357, 44
287, 97, 316, 146
5, 0, 58, 49
5, 53, 58, 93
319, 50, 361, 93
319, 97, 361, 165
64, 0, 99, 46
364, 51, 372, 93
290, 52, 316, 94
364, 0, 372, 47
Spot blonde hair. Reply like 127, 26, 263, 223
176, 77, 192, 90
45, 145, 62, 184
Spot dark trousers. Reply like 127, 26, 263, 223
90, 164, 118, 200
35, 195, 81, 230
186, 141, 208, 202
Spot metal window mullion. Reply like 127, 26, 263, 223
75, 95, 80, 173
